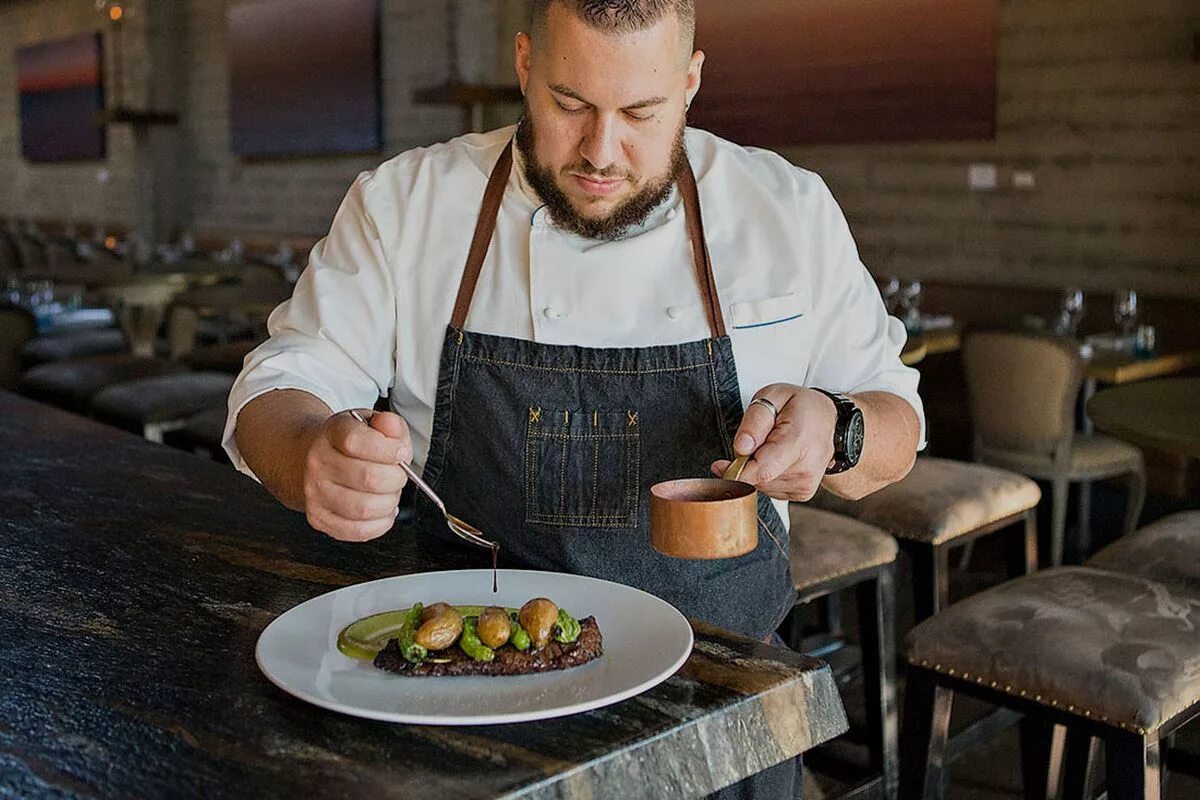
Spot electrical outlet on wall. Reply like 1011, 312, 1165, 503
968, 163, 998, 191
1013, 171, 1036, 190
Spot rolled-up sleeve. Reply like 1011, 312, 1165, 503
222, 171, 398, 479
804, 178, 926, 449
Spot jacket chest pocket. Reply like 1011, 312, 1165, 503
524, 407, 641, 529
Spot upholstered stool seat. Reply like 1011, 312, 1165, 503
813, 457, 1041, 546
1087, 511, 1200, 594
791, 507, 899, 592
901, 566, 1200, 799
811, 456, 1041, 620
907, 567, 1199, 733
790, 505, 899, 798
174, 403, 230, 458
183, 339, 259, 374
980, 434, 1144, 481
19, 354, 187, 414
90, 372, 234, 442
20, 327, 127, 368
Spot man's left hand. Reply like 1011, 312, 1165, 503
710, 383, 838, 502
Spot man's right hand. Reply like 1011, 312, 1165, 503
300, 410, 413, 542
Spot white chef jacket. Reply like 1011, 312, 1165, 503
223, 125, 925, 531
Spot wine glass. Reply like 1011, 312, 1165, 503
881, 276, 901, 314
1113, 289, 1138, 337
1055, 288, 1085, 337
901, 280, 923, 334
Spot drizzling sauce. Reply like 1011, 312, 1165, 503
491, 543, 500, 593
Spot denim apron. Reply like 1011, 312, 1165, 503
415, 141, 795, 641
415, 141, 801, 798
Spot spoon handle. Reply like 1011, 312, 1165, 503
723, 453, 750, 482
347, 409, 446, 515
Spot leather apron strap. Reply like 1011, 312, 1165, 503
449, 140, 726, 338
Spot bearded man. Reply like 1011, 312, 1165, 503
228, 3, 924, 797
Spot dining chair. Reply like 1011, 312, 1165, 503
788, 505, 899, 799
962, 329, 1145, 566
0, 303, 36, 390
0, 232, 20, 274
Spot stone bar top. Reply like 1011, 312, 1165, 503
0, 391, 847, 799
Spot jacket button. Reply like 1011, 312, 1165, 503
666, 306, 682, 320
543, 307, 564, 320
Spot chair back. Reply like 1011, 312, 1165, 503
962, 329, 1082, 458
0, 233, 20, 274
13, 236, 47, 274
0, 304, 37, 390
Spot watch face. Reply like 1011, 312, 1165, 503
845, 411, 865, 464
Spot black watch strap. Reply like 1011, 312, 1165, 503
812, 388, 862, 474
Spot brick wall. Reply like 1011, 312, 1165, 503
779, 0, 1200, 298
2, 0, 1196, 297
0, 0, 145, 231
0, 0, 522, 241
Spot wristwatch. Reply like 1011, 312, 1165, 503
813, 389, 864, 474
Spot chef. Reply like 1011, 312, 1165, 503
226, 1, 922, 796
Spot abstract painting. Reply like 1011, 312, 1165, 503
689, 0, 997, 147
18, 33, 107, 162
228, 0, 381, 158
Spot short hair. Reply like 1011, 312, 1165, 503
531, 0, 696, 47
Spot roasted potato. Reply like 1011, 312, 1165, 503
476, 606, 512, 649
421, 602, 454, 624
414, 604, 463, 650
519, 598, 559, 649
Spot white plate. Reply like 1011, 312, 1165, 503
256, 569, 693, 725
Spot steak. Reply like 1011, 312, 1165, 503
373, 616, 603, 677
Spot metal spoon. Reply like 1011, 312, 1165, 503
347, 409, 498, 552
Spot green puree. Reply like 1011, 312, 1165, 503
337, 605, 510, 661
337, 605, 582, 662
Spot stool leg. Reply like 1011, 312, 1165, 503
910, 543, 950, 622
899, 667, 952, 800
1105, 731, 1161, 800
1050, 477, 1070, 566
1006, 509, 1038, 578
1018, 715, 1055, 800
1124, 465, 1146, 537
1059, 729, 1096, 800
820, 592, 845, 638
857, 564, 898, 800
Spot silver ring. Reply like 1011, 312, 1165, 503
749, 396, 778, 418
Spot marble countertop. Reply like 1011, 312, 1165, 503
0, 390, 846, 799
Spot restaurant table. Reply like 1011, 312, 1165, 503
1076, 348, 1200, 552
901, 326, 960, 366
0, 391, 847, 799
1086, 377, 1200, 459
92, 263, 249, 358
913, 326, 961, 358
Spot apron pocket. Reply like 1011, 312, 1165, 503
524, 406, 640, 529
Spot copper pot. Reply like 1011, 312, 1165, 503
650, 455, 758, 559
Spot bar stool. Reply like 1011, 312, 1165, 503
19, 354, 188, 414
20, 327, 128, 368
789, 505, 899, 799
901, 566, 1200, 799
1075, 511, 1200, 793
811, 456, 1041, 621
173, 402, 230, 461
90, 372, 235, 442
183, 339, 260, 374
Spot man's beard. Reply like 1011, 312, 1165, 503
515, 109, 688, 242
